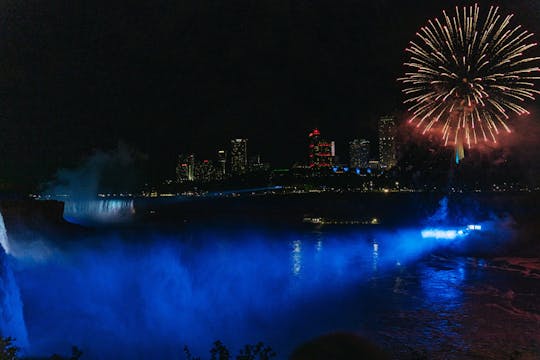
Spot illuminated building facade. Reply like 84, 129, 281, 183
349, 139, 370, 169
231, 139, 248, 175
379, 115, 397, 169
176, 154, 196, 183
217, 150, 227, 178
196, 159, 215, 183
308, 129, 335, 170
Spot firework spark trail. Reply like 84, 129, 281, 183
399, 4, 540, 154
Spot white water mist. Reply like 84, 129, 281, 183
64, 199, 135, 224
0, 210, 29, 351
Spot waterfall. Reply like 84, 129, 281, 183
0, 211, 10, 255
63, 199, 135, 224
0, 210, 29, 351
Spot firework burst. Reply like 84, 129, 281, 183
399, 4, 540, 154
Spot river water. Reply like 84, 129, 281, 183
1, 196, 539, 359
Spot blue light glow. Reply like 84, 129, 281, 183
467, 224, 482, 230
421, 229, 459, 240
1, 195, 494, 360
421, 224, 483, 240
1, 224, 462, 359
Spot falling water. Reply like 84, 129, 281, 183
0, 210, 29, 351
63, 199, 135, 224
0, 211, 10, 255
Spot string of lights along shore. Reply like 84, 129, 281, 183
175, 116, 397, 183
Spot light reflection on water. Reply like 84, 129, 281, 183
420, 258, 466, 308
372, 241, 379, 274
291, 240, 302, 277
5, 226, 539, 359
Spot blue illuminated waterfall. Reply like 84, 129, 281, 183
0, 210, 29, 351
63, 199, 135, 224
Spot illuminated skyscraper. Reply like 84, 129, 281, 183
349, 139, 370, 169
196, 159, 215, 183
230, 139, 248, 175
379, 115, 397, 168
308, 128, 334, 170
217, 150, 227, 177
176, 154, 196, 182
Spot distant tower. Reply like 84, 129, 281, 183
349, 139, 370, 169
249, 154, 261, 171
217, 150, 227, 177
379, 115, 397, 168
176, 154, 196, 182
308, 128, 334, 170
455, 139, 465, 164
308, 128, 321, 167
230, 139, 248, 175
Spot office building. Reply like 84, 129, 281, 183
217, 150, 227, 178
379, 115, 397, 168
196, 159, 216, 183
308, 128, 334, 170
231, 139, 248, 175
349, 139, 370, 169
176, 154, 196, 182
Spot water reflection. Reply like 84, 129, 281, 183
4, 225, 513, 359
291, 240, 302, 277
315, 239, 323, 253
420, 257, 466, 309
372, 240, 379, 273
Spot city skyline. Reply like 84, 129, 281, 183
175, 118, 396, 182
175, 119, 393, 167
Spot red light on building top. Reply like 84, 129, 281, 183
203, 159, 209, 163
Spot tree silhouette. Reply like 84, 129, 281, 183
0, 337, 19, 360
184, 341, 276, 360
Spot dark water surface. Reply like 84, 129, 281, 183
1, 195, 540, 359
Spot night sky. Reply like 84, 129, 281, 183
1, 0, 540, 184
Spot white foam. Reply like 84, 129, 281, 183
64, 199, 135, 224
0, 211, 10, 254
0, 209, 29, 351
